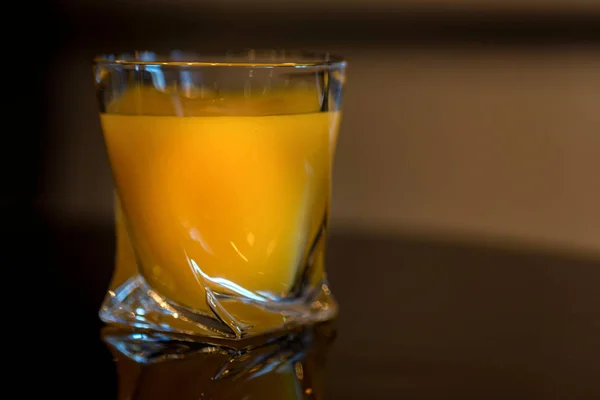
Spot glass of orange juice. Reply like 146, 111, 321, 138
94, 50, 345, 339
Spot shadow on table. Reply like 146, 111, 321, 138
325, 233, 600, 399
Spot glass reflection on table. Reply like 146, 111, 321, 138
102, 323, 336, 399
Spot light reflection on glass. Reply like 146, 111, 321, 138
102, 322, 335, 399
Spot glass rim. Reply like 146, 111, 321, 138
93, 49, 346, 69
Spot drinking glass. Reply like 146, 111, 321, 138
94, 50, 345, 339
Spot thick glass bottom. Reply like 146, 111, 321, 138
99, 275, 337, 340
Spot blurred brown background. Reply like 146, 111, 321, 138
38, 0, 600, 256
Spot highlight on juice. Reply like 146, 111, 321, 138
95, 50, 345, 339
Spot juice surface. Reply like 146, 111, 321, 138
102, 88, 339, 310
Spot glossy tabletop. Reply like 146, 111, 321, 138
42, 223, 600, 399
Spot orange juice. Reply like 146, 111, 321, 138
110, 196, 138, 290
102, 88, 339, 311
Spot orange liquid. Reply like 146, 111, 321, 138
102, 89, 339, 311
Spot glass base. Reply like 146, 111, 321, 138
99, 275, 337, 340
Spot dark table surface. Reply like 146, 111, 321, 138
37, 219, 600, 399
